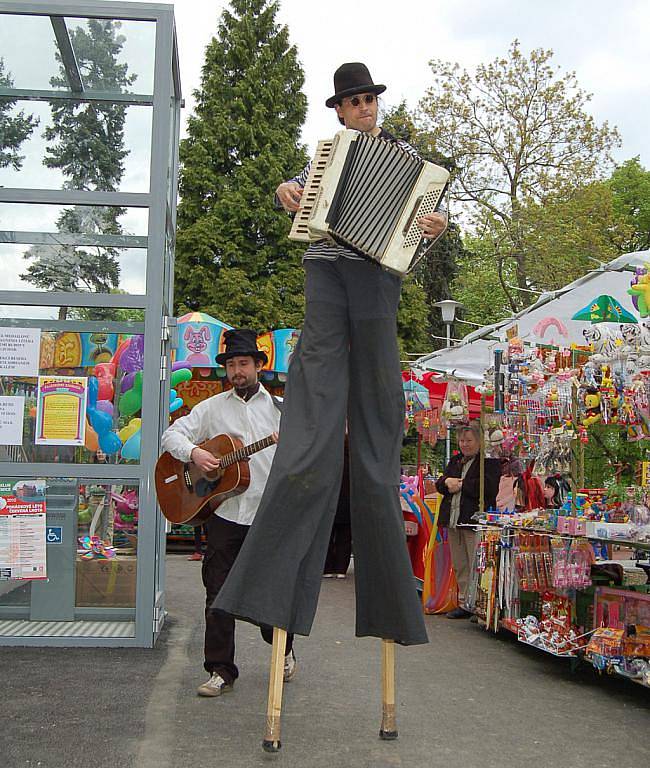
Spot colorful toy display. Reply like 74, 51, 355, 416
83, 334, 191, 461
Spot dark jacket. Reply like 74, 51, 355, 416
435, 454, 501, 527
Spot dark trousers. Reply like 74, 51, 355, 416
202, 514, 293, 684
193, 524, 207, 553
216, 258, 428, 645
324, 523, 352, 575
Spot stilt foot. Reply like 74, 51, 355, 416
262, 739, 282, 753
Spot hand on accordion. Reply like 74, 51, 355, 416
417, 211, 448, 240
276, 181, 303, 213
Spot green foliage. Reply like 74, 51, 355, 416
583, 424, 645, 487
175, 0, 308, 332
400, 425, 446, 474
397, 276, 431, 358
382, 102, 465, 351
0, 58, 39, 171
68, 289, 145, 322
519, 182, 632, 290
607, 157, 650, 252
420, 40, 621, 308
452, 234, 515, 327
22, 21, 133, 315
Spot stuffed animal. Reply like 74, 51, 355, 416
582, 387, 602, 426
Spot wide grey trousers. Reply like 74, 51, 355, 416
214, 257, 428, 645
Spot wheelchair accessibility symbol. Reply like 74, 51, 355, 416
46, 526, 63, 544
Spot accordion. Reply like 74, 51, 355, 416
289, 130, 449, 275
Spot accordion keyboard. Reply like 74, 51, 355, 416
288, 139, 334, 242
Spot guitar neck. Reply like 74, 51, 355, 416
219, 435, 276, 468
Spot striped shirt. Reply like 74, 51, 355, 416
282, 128, 445, 262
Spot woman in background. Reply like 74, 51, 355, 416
435, 422, 501, 619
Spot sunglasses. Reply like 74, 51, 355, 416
343, 94, 376, 107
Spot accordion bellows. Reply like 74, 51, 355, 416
289, 130, 449, 275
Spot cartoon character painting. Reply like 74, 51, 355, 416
183, 325, 212, 366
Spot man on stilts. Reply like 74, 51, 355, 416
214, 62, 448, 750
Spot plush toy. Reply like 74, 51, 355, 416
485, 420, 504, 448
441, 392, 468, 423
582, 387, 602, 427
628, 272, 650, 317
545, 384, 559, 408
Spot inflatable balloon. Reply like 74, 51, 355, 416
94, 362, 116, 401
169, 397, 183, 413
120, 335, 144, 373
88, 376, 98, 408
84, 424, 99, 452
120, 371, 137, 393
119, 371, 143, 417
111, 337, 132, 368
96, 399, 114, 416
88, 407, 113, 435
170, 368, 192, 387
118, 418, 141, 444
119, 389, 142, 418
121, 430, 141, 460
99, 431, 123, 455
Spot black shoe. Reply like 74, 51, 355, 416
446, 607, 472, 619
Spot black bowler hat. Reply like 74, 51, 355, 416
325, 62, 386, 108
215, 328, 268, 366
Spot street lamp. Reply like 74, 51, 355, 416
433, 299, 463, 463
433, 299, 463, 347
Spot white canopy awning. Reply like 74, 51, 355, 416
412, 250, 650, 384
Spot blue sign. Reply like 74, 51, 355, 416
46, 526, 63, 544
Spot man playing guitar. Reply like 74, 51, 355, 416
161, 328, 294, 697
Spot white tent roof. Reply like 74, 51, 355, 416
412, 250, 650, 384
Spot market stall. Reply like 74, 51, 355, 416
410, 253, 650, 689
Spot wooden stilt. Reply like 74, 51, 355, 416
262, 627, 286, 753
379, 639, 398, 740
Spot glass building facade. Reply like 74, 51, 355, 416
0, 1, 181, 646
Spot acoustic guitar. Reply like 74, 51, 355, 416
155, 433, 277, 526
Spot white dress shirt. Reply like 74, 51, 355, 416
160, 385, 279, 526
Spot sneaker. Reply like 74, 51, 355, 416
197, 672, 233, 697
335, 573, 347, 579
322, 573, 335, 579
283, 650, 297, 682
188, 552, 203, 561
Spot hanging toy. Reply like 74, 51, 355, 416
582, 387, 602, 427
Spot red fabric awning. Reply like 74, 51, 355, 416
402, 370, 492, 419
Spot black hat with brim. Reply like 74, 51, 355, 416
215, 328, 268, 366
325, 62, 386, 108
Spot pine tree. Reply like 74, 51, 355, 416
22, 20, 134, 318
0, 59, 39, 172
175, 0, 309, 331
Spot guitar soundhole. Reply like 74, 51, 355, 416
194, 477, 221, 498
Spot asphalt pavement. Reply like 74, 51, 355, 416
3, 554, 649, 768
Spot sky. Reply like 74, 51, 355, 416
173, 0, 650, 164
0, 0, 648, 313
